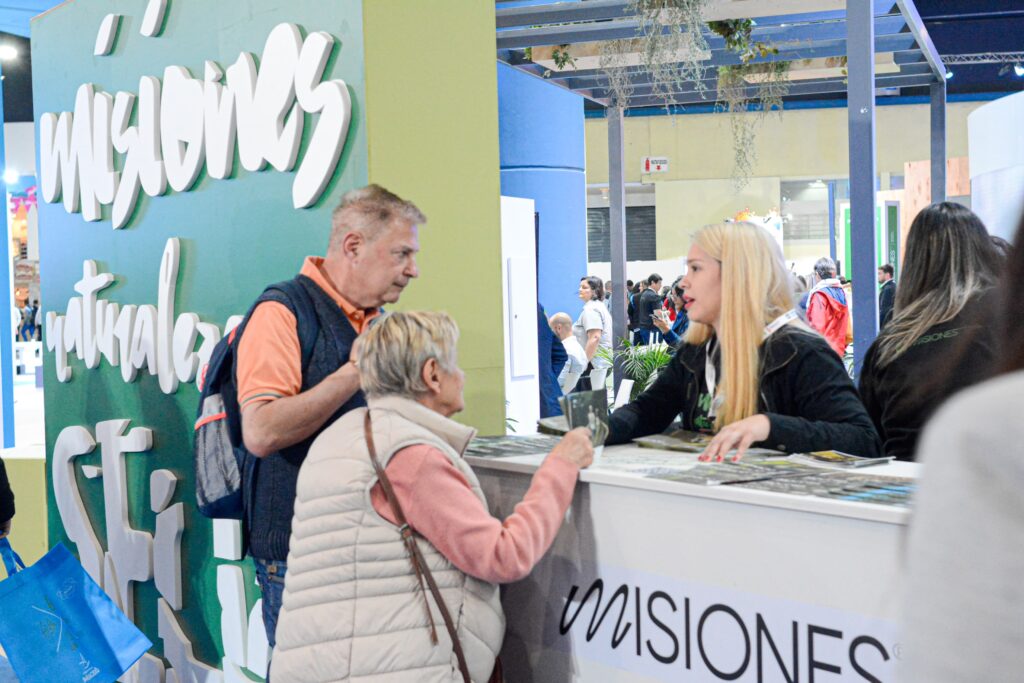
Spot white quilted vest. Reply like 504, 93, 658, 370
270, 396, 505, 683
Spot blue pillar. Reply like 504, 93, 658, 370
498, 62, 587, 319
607, 105, 627, 391
930, 81, 947, 203
0, 62, 14, 447
847, 1, 880, 378
827, 180, 837, 262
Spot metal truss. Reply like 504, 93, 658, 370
941, 52, 1024, 65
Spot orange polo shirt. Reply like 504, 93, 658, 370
237, 257, 379, 408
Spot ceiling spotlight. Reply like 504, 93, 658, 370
3, 169, 18, 185
0, 45, 17, 61
1015, 64, 1024, 78
945, 70, 954, 80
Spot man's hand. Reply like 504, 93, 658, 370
328, 359, 360, 385
0, 518, 11, 539
699, 414, 771, 463
551, 428, 595, 469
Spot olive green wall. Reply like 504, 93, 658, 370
584, 101, 983, 185
654, 177, 782, 260
363, 1, 505, 435
0, 457, 46, 572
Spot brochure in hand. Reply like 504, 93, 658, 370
558, 390, 609, 448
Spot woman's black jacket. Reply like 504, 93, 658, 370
858, 289, 997, 461
0, 456, 14, 524
608, 326, 883, 457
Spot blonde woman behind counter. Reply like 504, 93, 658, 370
607, 222, 881, 461
271, 311, 593, 683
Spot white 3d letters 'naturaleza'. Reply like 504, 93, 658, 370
45, 237, 240, 394
39, 22, 352, 228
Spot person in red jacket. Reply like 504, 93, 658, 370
806, 257, 850, 356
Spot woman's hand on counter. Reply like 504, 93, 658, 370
552, 428, 595, 469
699, 414, 771, 463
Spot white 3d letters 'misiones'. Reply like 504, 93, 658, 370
39, 22, 352, 229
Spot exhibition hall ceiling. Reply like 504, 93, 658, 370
495, 0, 1024, 111
916, 0, 1024, 94
0, 1, 1020, 123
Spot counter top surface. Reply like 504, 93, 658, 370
467, 443, 920, 526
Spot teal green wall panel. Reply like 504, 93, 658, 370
33, 0, 366, 668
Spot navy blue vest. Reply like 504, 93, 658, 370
247, 274, 365, 561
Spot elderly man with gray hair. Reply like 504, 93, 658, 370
806, 256, 850, 356
235, 184, 426, 657
550, 312, 588, 394
271, 311, 594, 682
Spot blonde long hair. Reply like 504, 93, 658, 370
682, 222, 798, 430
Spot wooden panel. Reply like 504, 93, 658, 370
902, 156, 972, 259
947, 157, 972, 197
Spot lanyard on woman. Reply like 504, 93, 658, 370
704, 309, 797, 418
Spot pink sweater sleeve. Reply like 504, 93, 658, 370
370, 445, 579, 584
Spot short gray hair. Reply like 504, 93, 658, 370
814, 257, 837, 280
359, 311, 459, 399
328, 184, 426, 253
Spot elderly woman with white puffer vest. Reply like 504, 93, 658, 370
270, 311, 593, 683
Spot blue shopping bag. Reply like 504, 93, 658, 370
0, 538, 152, 683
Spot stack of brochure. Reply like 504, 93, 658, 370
789, 450, 895, 469
465, 434, 562, 458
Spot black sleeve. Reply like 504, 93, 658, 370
0, 457, 14, 524
608, 353, 691, 444
857, 341, 887, 447
765, 340, 883, 458
879, 285, 895, 327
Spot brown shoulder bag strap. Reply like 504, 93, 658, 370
363, 411, 473, 683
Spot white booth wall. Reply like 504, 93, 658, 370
969, 91, 1024, 241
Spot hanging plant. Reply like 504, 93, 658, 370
717, 62, 789, 187
590, 0, 791, 187
551, 44, 576, 71
709, 19, 790, 189
707, 19, 779, 64
599, 0, 712, 109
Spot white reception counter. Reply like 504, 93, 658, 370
467, 445, 919, 683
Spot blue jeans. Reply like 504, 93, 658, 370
254, 558, 287, 652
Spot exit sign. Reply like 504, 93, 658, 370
642, 156, 669, 173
